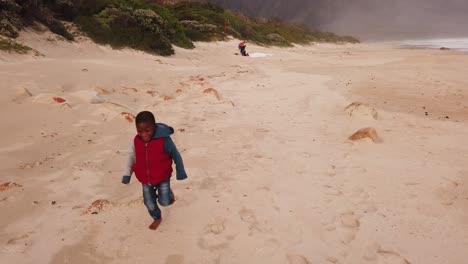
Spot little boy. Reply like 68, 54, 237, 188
122, 111, 187, 230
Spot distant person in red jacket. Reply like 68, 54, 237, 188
121, 111, 187, 230
238, 40, 248, 56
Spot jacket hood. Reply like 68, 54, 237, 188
152, 123, 174, 139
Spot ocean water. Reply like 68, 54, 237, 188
400, 38, 468, 51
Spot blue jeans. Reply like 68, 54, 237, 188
142, 178, 174, 220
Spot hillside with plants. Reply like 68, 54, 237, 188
0, 0, 359, 55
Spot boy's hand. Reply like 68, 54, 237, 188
176, 172, 188, 181
121, 175, 131, 184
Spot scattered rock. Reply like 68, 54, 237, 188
203, 88, 221, 100
52, 97, 66, 103
121, 87, 138, 93
81, 69, 88, 72
176, 89, 183, 93
349, 127, 382, 143
51, 201, 57, 205
440, 47, 450, 50
163, 96, 174, 101
345, 102, 378, 119
177, 128, 186, 132
121, 112, 135, 123
146, 90, 159, 97
0, 182, 22, 192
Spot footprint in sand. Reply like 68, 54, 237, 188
363, 241, 381, 261
202, 88, 236, 107
70, 90, 106, 104
327, 165, 337, 177
203, 88, 221, 100
340, 211, 360, 228
207, 218, 225, 235
434, 178, 461, 206
323, 185, 343, 196
18, 155, 54, 169
82, 199, 113, 215
323, 211, 360, 245
377, 249, 411, 264
255, 238, 281, 257
286, 253, 311, 264
13, 87, 33, 103
118, 198, 143, 208
344, 102, 378, 120
239, 208, 271, 235
4, 232, 34, 253
239, 208, 257, 224
198, 217, 230, 251
351, 188, 378, 214
165, 254, 185, 264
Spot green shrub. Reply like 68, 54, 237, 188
0, 0, 22, 37
76, 6, 174, 55
46, 18, 74, 40
1, 0, 358, 56
0, 18, 19, 38
0, 36, 37, 54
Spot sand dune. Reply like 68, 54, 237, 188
1, 30, 468, 264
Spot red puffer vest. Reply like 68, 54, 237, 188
132, 135, 173, 185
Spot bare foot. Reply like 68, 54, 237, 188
149, 218, 162, 230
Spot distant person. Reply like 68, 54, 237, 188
121, 111, 187, 230
238, 40, 248, 56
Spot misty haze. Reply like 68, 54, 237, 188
210, 0, 468, 40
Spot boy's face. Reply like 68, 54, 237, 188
136, 122, 156, 143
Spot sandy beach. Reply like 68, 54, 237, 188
1, 30, 468, 264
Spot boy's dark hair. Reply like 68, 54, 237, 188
135, 111, 156, 125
